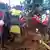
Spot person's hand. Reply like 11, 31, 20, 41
0, 20, 4, 26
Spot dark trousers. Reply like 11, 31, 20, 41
48, 28, 50, 40
1, 25, 10, 48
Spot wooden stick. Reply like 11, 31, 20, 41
39, 40, 50, 50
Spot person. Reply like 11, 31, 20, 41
0, 11, 10, 48
47, 14, 50, 40
3, 12, 11, 42
34, 4, 43, 16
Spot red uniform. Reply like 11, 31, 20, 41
32, 15, 40, 25
42, 15, 48, 26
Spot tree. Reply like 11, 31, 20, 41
24, 0, 33, 10
43, 0, 49, 8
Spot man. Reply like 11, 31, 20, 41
34, 4, 43, 16
47, 14, 50, 40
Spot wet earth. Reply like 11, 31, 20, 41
0, 35, 48, 50
0, 30, 49, 50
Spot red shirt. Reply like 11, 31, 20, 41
42, 15, 48, 26
32, 15, 40, 25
